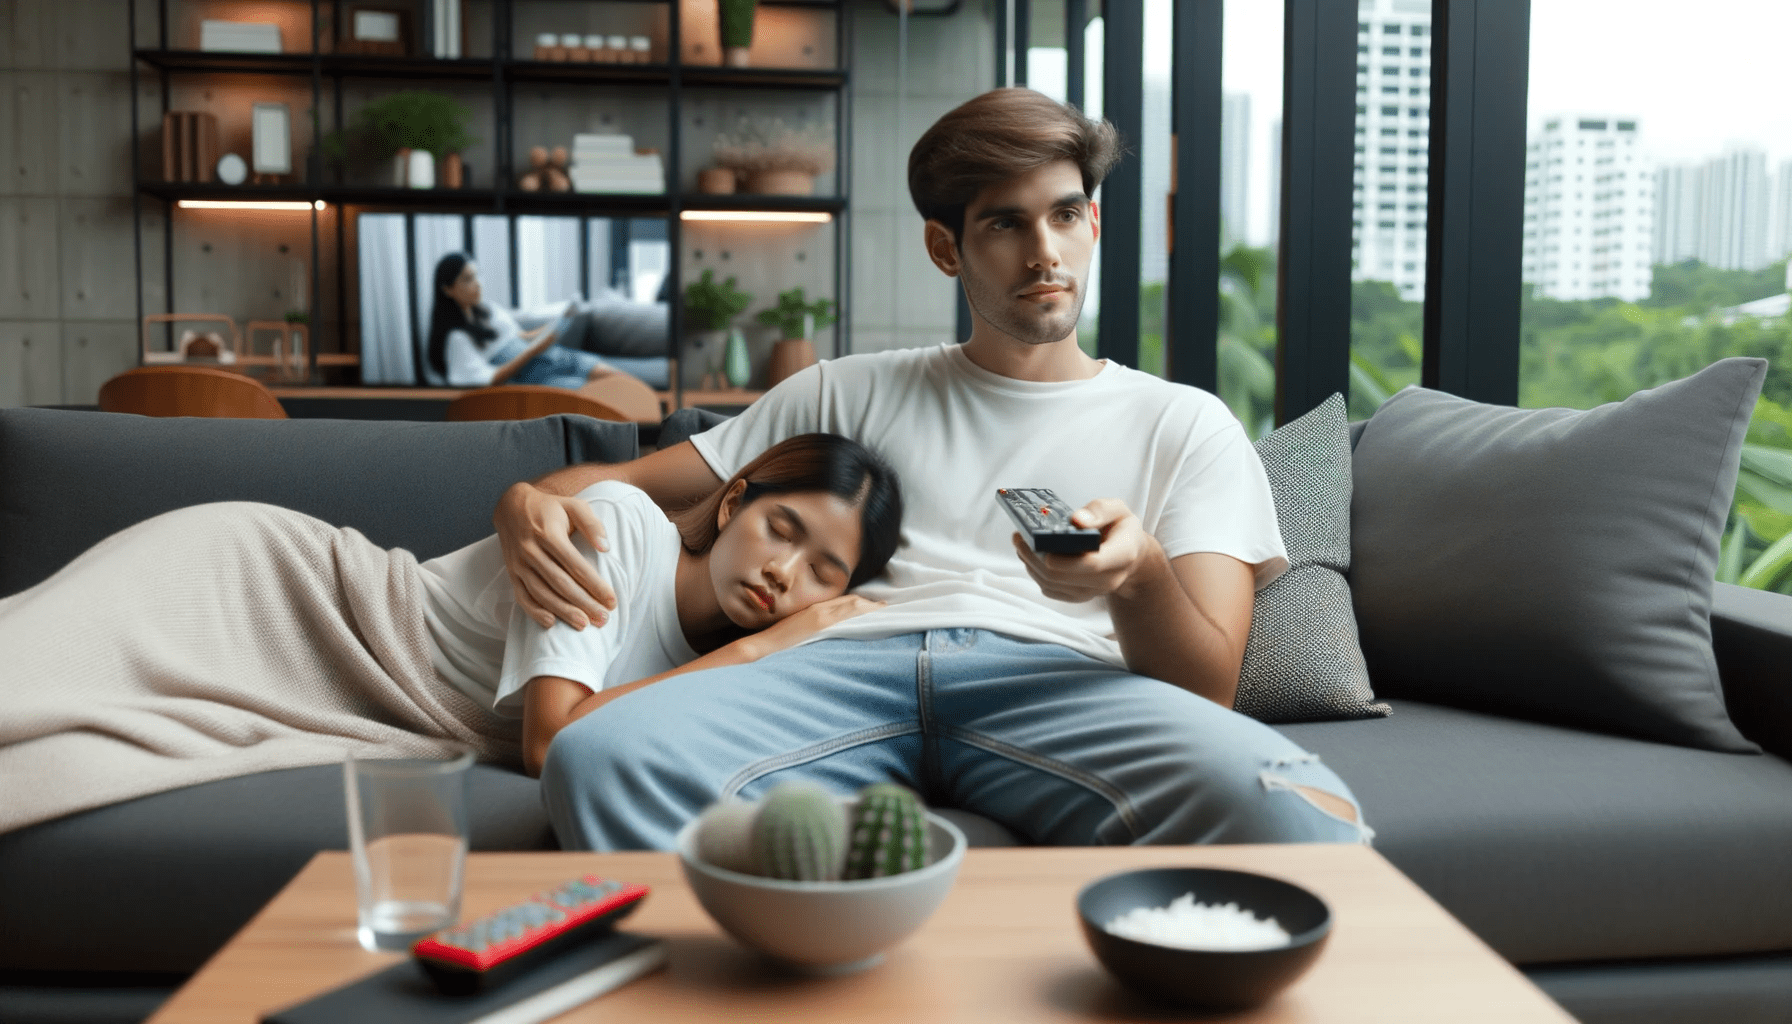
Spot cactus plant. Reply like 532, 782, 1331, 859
844, 784, 927, 880
693, 799, 761, 875
751, 781, 847, 881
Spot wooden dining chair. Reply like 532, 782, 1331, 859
97, 365, 288, 419
445, 385, 632, 423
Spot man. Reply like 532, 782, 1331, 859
493, 88, 1369, 849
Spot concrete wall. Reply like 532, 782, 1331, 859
847, 0, 994, 355
0, 0, 151, 406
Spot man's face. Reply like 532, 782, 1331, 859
949, 159, 1100, 348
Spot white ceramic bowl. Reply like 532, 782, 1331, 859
674, 802, 967, 972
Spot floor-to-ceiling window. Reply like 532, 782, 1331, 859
1521, 0, 1792, 594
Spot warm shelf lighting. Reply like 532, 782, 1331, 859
176, 200, 327, 211
680, 210, 832, 223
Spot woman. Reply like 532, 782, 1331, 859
427, 252, 619, 389
0, 434, 902, 831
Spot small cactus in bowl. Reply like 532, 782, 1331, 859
751, 781, 848, 881
844, 783, 928, 880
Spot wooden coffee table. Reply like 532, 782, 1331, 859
146, 844, 1573, 1023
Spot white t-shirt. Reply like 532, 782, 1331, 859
442, 304, 524, 387
689, 343, 1288, 668
414, 481, 697, 717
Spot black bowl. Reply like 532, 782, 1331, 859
1076, 867, 1332, 1010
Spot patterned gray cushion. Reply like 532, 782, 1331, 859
1234, 393, 1390, 723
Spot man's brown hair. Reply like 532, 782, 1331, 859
907, 88, 1123, 244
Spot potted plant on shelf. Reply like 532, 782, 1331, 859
757, 287, 836, 386
327, 91, 477, 189
711, 117, 834, 195
684, 269, 755, 389
718, 0, 758, 67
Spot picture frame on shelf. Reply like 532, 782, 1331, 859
250, 103, 292, 178
341, 7, 410, 56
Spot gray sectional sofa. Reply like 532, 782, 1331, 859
2, 404, 1790, 1024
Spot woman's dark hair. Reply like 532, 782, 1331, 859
426, 252, 498, 381
671, 433, 904, 589
908, 87, 1123, 246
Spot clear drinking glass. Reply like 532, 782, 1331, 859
344, 746, 474, 952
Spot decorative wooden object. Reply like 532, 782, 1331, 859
161, 112, 220, 183
697, 167, 737, 194
98, 365, 288, 419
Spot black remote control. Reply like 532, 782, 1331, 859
997, 487, 1102, 554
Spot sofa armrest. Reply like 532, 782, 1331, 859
1713, 582, 1792, 760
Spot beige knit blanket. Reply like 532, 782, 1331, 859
0, 502, 522, 834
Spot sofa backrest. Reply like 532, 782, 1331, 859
0, 409, 636, 599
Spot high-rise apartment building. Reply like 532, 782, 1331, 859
1522, 116, 1653, 302
1220, 93, 1250, 245
1652, 147, 1774, 271
1766, 159, 1792, 262
1353, 0, 1432, 301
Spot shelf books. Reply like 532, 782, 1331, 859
161, 111, 221, 183
262, 932, 665, 1024
199, 20, 283, 53
569, 134, 664, 194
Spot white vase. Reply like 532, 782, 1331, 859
407, 149, 435, 189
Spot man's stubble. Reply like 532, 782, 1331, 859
956, 253, 1088, 348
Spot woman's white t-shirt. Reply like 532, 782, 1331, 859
689, 343, 1288, 669
414, 481, 696, 716
442, 304, 525, 387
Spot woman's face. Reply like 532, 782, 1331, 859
445, 261, 482, 308
708, 484, 864, 629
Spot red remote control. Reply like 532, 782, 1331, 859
412, 875, 649, 995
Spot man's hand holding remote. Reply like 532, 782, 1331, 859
1009, 497, 1165, 603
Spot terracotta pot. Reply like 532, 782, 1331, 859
697, 167, 737, 194
766, 338, 817, 387
744, 169, 814, 195
443, 152, 464, 189
723, 45, 751, 67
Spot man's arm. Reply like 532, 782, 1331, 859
495, 441, 722, 629
1011, 499, 1255, 707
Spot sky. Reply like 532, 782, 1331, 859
1021, 1, 1792, 250
1216, 0, 1792, 246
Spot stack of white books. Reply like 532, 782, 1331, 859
200, 20, 282, 53
570, 134, 664, 194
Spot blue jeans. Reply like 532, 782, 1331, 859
541, 630, 1371, 850
485, 333, 605, 390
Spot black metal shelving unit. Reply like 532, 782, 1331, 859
128, 0, 852, 409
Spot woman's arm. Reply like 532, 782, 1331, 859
517, 594, 882, 777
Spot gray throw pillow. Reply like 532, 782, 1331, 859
1235, 393, 1390, 723
1349, 357, 1766, 752
560, 290, 669, 358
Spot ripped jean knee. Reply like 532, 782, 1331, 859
1258, 753, 1377, 845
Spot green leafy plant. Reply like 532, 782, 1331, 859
324, 91, 477, 160
684, 269, 754, 331
718, 0, 759, 49
755, 287, 837, 339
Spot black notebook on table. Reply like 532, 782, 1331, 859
262, 931, 666, 1024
